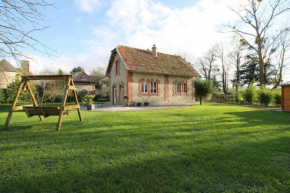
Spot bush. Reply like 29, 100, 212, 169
257, 87, 273, 106
273, 90, 281, 106
82, 94, 95, 105
194, 79, 213, 105
0, 89, 3, 103
234, 90, 245, 104
243, 84, 256, 104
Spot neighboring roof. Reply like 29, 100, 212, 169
106, 45, 200, 77
0, 59, 17, 72
281, 81, 290, 86
73, 71, 103, 83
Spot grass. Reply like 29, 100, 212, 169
0, 104, 290, 192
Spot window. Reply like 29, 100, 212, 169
182, 83, 187, 93
81, 76, 86, 80
151, 82, 157, 94
142, 81, 148, 93
115, 61, 120, 75
176, 83, 181, 93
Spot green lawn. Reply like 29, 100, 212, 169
0, 104, 290, 192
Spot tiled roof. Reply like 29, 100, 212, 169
73, 71, 103, 83
115, 45, 200, 77
0, 59, 17, 72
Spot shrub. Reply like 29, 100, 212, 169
82, 94, 95, 105
194, 79, 213, 105
274, 92, 281, 106
243, 84, 256, 104
0, 89, 3, 103
257, 87, 273, 106
234, 90, 245, 104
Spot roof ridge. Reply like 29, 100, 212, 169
117, 45, 181, 58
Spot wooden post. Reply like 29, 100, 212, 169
25, 81, 43, 121
56, 76, 70, 131
70, 78, 83, 122
3, 80, 25, 130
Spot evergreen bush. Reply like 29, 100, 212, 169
243, 84, 256, 104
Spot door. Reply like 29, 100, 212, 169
119, 85, 124, 103
113, 86, 117, 105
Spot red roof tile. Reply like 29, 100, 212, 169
112, 45, 200, 77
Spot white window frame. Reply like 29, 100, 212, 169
142, 81, 148, 93
176, 83, 180, 93
151, 82, 157, 94
182, 83, 187, 93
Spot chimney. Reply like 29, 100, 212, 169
152, 44, 157, 57
21, 60, 29, 75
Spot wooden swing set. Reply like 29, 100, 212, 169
3, 75, 83, 131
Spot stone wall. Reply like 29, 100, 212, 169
131, 72, 196, 105
109, 53, 128, 105
75, 84, 95, 92
0, 71, 17, 89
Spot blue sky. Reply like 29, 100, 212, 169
27, 0, 234, 74
19, 0, 290, 82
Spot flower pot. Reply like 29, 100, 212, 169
87, 104, 95, 110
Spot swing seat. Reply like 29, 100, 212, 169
23, 106, 69, 118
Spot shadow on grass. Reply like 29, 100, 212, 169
1, 105, 290, 192
1, 135, 290, 192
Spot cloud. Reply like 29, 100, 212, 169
75, 0, 104, 13
93, 0, 240, 58
25, 53, 109, 75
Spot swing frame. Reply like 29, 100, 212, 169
3, 75, 83, 131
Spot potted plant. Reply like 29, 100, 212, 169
83, 94, 95, 110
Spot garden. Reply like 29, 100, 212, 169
1, 104, 290, 192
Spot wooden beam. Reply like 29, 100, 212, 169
22, 75, 72, 81
56, 76, 70, 131
26, 82, 43, 121
3, 80, 25, 130
12, 105, 33, 111
71, 78, 83, 122
68, 85, 76, 90
64, 105, 80, 110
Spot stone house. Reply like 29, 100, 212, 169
105, 45, 200, 105
0, 60, 30, 89
73, 71, 109, 96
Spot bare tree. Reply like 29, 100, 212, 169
228, 37, 245, 91
228, 0, 290, 87
195, 45, 218, 81
91, 66, 106, 77
272, 26, 290, 88
216, 43, 231, 93
0, 0, 54, 64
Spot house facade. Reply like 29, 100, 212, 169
105, 45, 200, 105
73, 71, 109, 96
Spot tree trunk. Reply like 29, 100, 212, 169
257, 37, 265, 87
200, 97, 202, 105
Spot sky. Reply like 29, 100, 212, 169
9, 0, 290, 81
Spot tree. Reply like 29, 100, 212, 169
272, 27, 290, 88
194, 79, 213, 105
229, 38, 244, 91
216, 43, 231, 93
240, 54, 259, 87
195, 45, 219, 81
38, 69, 65, 103
70, 66, 84, 76
91, 66, 105, 76
0, 0, 54, 64
228, 0, 290, 87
